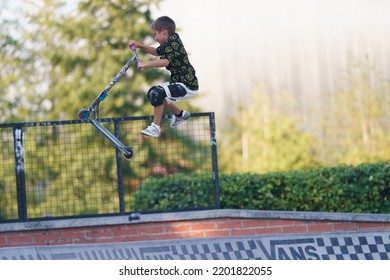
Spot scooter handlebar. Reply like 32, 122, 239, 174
130, 45, 141, 62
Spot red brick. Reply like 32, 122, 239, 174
6, 234, 34, 245
242, 219, 268, 228
267, 219, 295, 227
0, 234, 7, 247
125, 235, 148, 242
121, 225, 140, 234
255, 227, 282, 235
151, 233, 181, 240
19, 230, 46, 236
307, 223, 333, 233
85, 230, 113, 239
47, 239, 72, 246
332, 223, 358, 231
293, 220, 308, 225
216, 220, 243, 229
74, 239, 102, 245
137, 224, 165, 234
178, 232, 203, 239
111, 228, 138, 237
109, 236, 132, 243
167, 222, 192, 232
357, 223, 385, 230
128, 233, 178, 242
203, 230, 230, 238
190, 222, 215, 231
34, 233, 60, 242
60, 230, 86, 241
282, 225, 308, 233
230, 228, 256, 236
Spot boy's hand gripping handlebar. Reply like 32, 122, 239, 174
130, 44, 141, 63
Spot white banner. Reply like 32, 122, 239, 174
0, 260, 388, 280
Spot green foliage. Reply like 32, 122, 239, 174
0, 7, 34, 123
2, 1, 390, 219
23, 0, 163, 121
0, 0, 207, 221
132, 173, 216, 211
0, 128, 18, 220
22, 125, 122, 218
223, 162, 390, 213
0, 116, 214, 221
219, 54, 390, 174
320, 54, 390, 165
0, 181, 4, 220
133, 162, 390, 213
220, 88, 320, 174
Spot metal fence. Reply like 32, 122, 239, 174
0, 113, 220, 222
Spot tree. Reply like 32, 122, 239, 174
219, 85, 320, 174
22, 0, 164, 121
0, 2, 41, 122
0, 0, 208, 220
320, 54, 390, 165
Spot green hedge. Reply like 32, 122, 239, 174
132, 173, 216, 211
133, 162, 390, 213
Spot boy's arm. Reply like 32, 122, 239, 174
138, 44, 159, 56
138, 59, 169, 69
128, 40, 169, 69
129, 40, 158, 56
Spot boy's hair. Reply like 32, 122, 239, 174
151, 16, 176, 35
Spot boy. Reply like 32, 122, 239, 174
128, 16, 198, 137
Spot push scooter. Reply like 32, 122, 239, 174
78, 46, 140, 160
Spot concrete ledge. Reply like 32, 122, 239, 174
1, 209, 390, 233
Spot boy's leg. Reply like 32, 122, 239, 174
152, 104, 164, 126
141, 104, 164, 138
159, 83, 196, 128
166, 101, 191, 128
165, 102, 181, 115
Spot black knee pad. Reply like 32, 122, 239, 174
147, 86, 166, 106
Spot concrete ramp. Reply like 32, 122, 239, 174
1, 230, 389, 260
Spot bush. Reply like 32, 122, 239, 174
132, 173, 216, 211
221, 162, 390, 213
133, 162, 390, 213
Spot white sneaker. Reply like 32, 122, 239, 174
141, 123, 160, 137
170, 111, 191, 128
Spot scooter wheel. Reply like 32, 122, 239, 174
123, 147, 135, 160
78, 108, 90, 120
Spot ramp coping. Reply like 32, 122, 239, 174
1, 209, 390, 233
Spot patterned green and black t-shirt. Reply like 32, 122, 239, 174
156, 33, 199, 90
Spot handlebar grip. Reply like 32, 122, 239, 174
130, 45, 141, 62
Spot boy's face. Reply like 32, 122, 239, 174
152, 28, 169, 45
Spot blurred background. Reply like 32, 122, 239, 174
1, 0, 390, 173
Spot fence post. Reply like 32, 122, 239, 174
13, 126, 28, 221
114, 120, 125, 214
209, 113, 221, 209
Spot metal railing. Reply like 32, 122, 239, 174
0, 113, 220, 222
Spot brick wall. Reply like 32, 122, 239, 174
1, 210, 390, 248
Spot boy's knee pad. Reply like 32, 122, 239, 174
147, 86, 166, 106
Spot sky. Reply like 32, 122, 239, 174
3, 0, 390, 129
